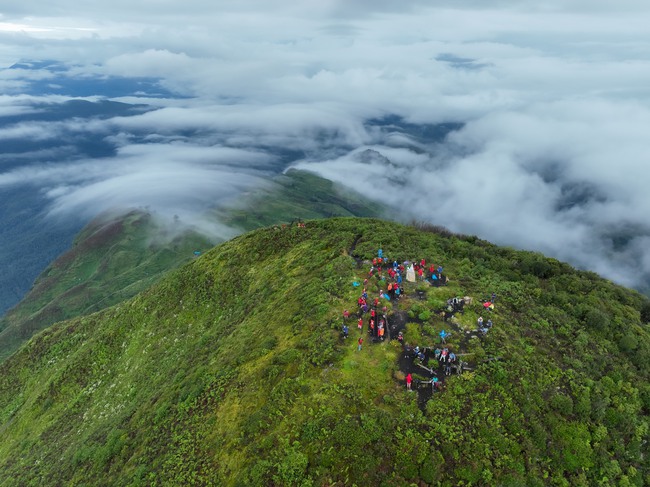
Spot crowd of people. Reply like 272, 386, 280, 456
343, 249, 450, 343
340, 247, 496, 395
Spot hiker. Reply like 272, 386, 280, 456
491, 292, 497, 302
417, 267, 424, 280
406, 373, 412, 390
369, 319, 375, 336
378, 248, 383, 258
486, 319, 493, 329
434, 348, 442, 360
379, 325, 385, 340
397, 331, 404, 343
358, 317, 363, 332
477, 316, 484, 329
358, 337, 363, 351
342, 324, 349, 338
439, 329, 448, 344
440, 348, 448, 363
343, 309, 350, 321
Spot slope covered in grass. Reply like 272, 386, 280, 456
0, 169, 385, 363
216, 168, 388, 232
0, 210, 212, 362
0, 218, 649, 486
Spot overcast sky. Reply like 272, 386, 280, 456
1, 1, 650, 289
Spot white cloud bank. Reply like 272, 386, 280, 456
1, 1, 650, 288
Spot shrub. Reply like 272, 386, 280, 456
550, 393, 574, 417
619, 334, 638, 352
639, 301, 650, 323
273, 444, 310, 486
418, 310, 432, 321
583, 308, 610, 332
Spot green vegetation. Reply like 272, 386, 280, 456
0, 217, 648, 485
0, 210, 213, 362
0, 169, 386, 362
216, 168, 388, 232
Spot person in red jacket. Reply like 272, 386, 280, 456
406, 373, 413, 390
358, 317, 363, 332
358, 337, 364, 351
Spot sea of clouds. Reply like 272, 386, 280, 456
1, 0, 650, 291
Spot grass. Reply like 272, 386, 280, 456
0, 169, 387, 364
0, 217, 648, 486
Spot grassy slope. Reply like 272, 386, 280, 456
216, 168, 388, 232
0, 170, 386, 363
0, 218, 648, 486
0, 210, 212, 362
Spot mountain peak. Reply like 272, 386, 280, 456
0, 217, 648, 485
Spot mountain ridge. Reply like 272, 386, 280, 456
0, 217, 648, 485
0, 169, 387, 363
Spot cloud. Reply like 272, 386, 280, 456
0, 141, 272, 240
293, 96, 650, 288
1, 1, 650, 290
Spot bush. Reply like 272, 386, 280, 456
550, 394, 574, 417
418, 310, 432, 321
273, 444, 310, 486
583, 308, 610, 332
619, 334, 638, 352
640, 301, 650, 323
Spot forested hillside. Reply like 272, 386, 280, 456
0, 218, 648, 486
